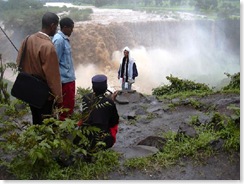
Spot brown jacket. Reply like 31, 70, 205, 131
16, 32, 63, 103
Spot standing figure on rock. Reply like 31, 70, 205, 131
118, 46, 138, 90
52, 17, 76, 121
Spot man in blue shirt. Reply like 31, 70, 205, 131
53, 17, 76, 120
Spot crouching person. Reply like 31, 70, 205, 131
75, 74, 119, 157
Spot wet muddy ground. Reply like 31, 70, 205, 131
107, 91, 240, 180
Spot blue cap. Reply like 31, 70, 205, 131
92, 74, 107, 95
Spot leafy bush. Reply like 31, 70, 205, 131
0, 54, 17, 104
0, 117, 114, 179
152, 74, 212, 96
217, 106, 240, 151
77, 87, 92, 97
222, 72, 240, 91
75, 87, 92, 104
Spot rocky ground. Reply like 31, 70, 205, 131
0, 91, 240, 180
108, 90, 240, 180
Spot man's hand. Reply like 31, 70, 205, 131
111, 90, 118, 101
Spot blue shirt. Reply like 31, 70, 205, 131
52, 30, 76, 84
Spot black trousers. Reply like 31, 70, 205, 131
29, 99, 54, 125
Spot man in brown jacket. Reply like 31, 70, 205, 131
16, 12, 63, 125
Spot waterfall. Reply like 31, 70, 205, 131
72, 19, 240, 94
0, 15, 240, 94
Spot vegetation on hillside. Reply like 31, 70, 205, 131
124, 109, 240, 170
222, 72, 240, 91
69, 0, 239, 19
0, 54, 239, 179
152, 72, 239, 100
152, 74, 213, 98
0, 0, 239, 38
0, 0, 93, 40
125, 72, 240, 172
0, 116, 120, 179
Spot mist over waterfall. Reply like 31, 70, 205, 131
0, 3, 239, 95
72, 19, 240, 94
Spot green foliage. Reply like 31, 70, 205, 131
206, 112, 225, 131
188, 98, 203, 109
0, 0, 45, 34
2, 9, 47, 38
77, 87, 92, 98
124, 156, 151, 170
0, 118, 72, 179
0, 100, 29, 120
0, 0, 43, 11
94, 0, 111, 7
217, 1, 240, 19
76, 87, 92, 104
81, 0, 239, 19
222, 72, 240, 91
146, 112, 157, 120
0, 79, 119, 179
194, 0, 218, 11
0, 1, 93, 41
0, 54, 18, 105
152, 74, 212, 97
124, 109, 240, 171
157, 90, 213, 102
216, 106, 240, 151
0, 116, 116, 179
68, 8, 93, 22
51, 150, 120, 180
